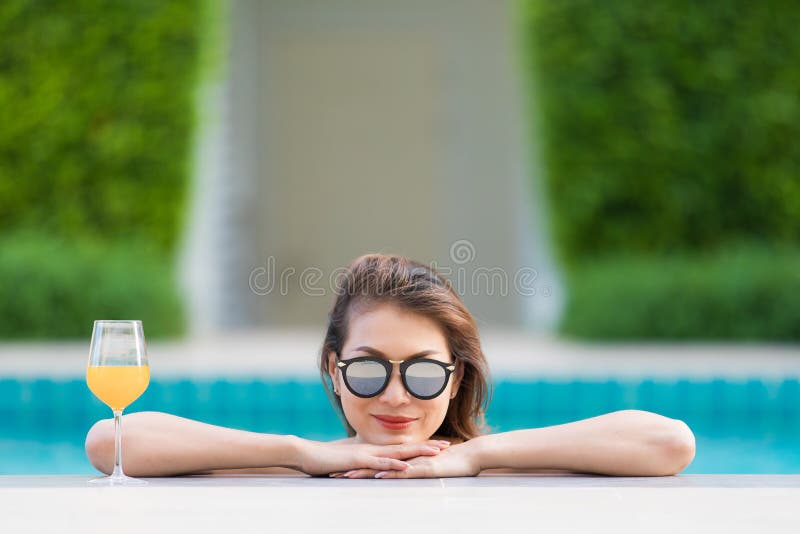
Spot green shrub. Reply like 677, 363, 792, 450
561, 245, 800, 341
0, 234, 184, 339
0, 0, 202, 252
523, 0, 800, 264
522, 1, 800, 339
0, 1, 205, 338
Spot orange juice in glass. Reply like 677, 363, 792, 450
86, 365, 150, 412
86, 320, 150, 486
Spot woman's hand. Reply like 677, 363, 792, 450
295, 438, 451, 476
329, 439, 481, 479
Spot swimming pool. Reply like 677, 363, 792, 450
1, 377, 798, 474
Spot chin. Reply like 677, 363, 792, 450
364, 430, 417, 446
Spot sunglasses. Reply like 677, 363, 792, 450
335, 353, 456, 400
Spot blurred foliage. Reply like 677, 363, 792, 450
562, 245, 800, 341
0, 233, 184, 339
0, 0, 201, 251
0, 0, 203, 338
523, 0, 800, 339
525, 0, 800, 262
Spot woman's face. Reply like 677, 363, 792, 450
328, 303, 460, 445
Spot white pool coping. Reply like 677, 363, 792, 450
2, 474, 798, 533
0, 329, 798, 379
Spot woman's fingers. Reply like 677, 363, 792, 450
365, 455, 411, 472
328, 468, 381, 477
323, 441, 451, 477
333, 460, 430, 478
376, 462, 427, 479
378, 441, 450, 460
341, 468, 379, 478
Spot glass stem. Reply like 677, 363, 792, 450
111, 410, 125, 478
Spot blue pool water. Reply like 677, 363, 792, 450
1, 377, 798, 474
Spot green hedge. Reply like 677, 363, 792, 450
523, 1, 800, 340
0, 0, 201, 252
524, 0, 800, 264
561, 245, 800, 341
0, 1, 204, 338
0, 234, 184, 339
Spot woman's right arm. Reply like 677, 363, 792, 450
85, 411, 300, 476
85, 411, 447, 477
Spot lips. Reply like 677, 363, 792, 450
372, 414, 417, 430
373, 415, 416, 423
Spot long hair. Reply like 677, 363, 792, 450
318, 253, 492, 441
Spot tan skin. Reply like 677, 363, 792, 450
327, 304, 695, 479
83, 303, 455, 478
85, 303, 695, 478
324, 303, 470, 478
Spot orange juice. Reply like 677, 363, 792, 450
86, 365, 150, 411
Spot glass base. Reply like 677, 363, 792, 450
88, 474, 148, 486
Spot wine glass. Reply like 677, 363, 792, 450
86, 320, 150, 486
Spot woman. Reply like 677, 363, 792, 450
85, 254, 695, 478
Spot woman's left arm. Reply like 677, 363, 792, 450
340, 410, 695, 479
472, 409, 696, 476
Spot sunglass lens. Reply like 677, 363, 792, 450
405, 361, 447, 398
345, 360, 387, 396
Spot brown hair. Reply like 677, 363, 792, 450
318, 253, 492, 441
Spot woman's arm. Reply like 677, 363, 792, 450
472, 409, 696, 476
84, 411, 299, 476
85, 411, 448, 477
332, 410, 695, 479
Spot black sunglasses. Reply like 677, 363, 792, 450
335, 353, 456, 400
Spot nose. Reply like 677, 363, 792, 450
378, 366, 410, 406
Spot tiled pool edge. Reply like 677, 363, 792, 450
3, 474, 800, 488
5, 476, 799, 533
